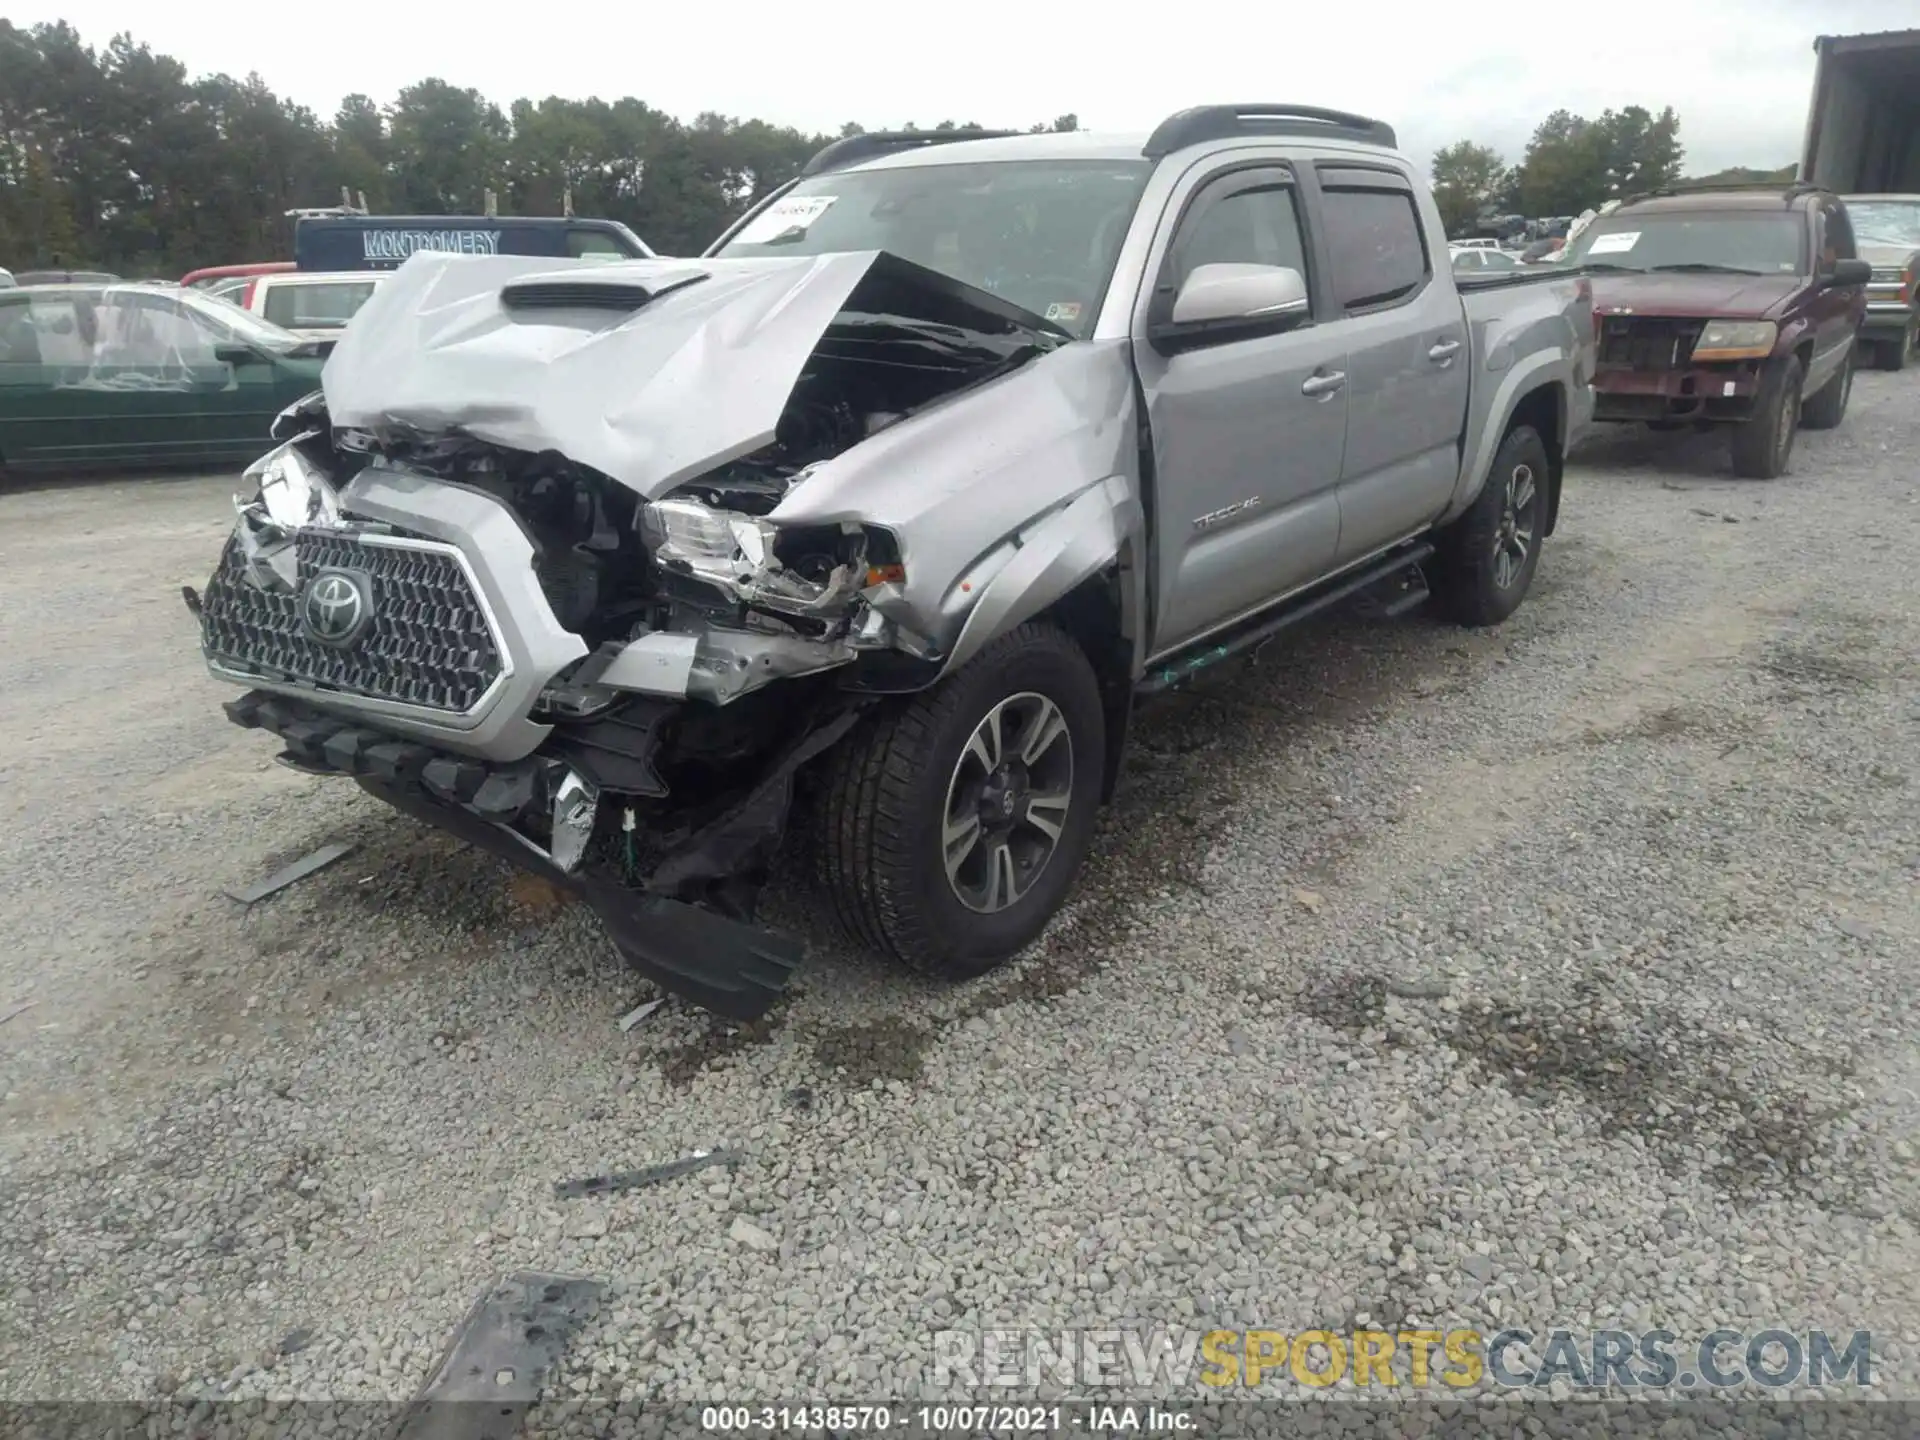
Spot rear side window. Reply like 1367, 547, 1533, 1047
1321, 188, 1430, 311
264, 281, 379, 330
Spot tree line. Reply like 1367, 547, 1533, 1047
1431, 106, 1794, 238
0, 20, 1079, 272
4, 21, 1797, 272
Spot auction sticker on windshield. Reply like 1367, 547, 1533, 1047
1587, 231, 1640, 255
734, 195, 837, 244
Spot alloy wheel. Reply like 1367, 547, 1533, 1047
942, 692, 1075, 914
1491, 462, 1538, 591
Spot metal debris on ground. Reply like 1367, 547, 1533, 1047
224, 841, 358, 906
0, 1000, 36, 1028
393, 1270, 604, 1440
552, 1147, 744, 1201
616, 997, 664, 1032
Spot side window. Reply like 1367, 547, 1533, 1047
1824, 203, 1856, 261
1321, 187, 1430, 312
94, 294, 220, 369
11, 294, 101, 366
0, 297, 40, 364
1168, 175, 1310, 290
568, 228, 626, 259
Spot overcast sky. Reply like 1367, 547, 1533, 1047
11, 0, 1915, 177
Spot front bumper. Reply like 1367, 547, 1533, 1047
223, 688, 810, 1019
1591, 364, 1765, 424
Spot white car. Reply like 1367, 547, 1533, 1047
1449, 246, 1521, 273
210, 271, 388, 344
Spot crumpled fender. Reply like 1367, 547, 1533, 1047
939, 476, 1139, 675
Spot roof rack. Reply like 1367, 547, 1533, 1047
1143, 104, 1397, 158
800, 129, 1026, 177
1630, 180, 1822, 204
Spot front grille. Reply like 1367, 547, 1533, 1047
200, 528, 504, 713
1598, 317, 1705, 371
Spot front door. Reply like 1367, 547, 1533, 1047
1131, 162, 1347, 656
1810, 198, 1867, 387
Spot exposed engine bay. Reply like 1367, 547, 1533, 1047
194, 250, 1070, 1018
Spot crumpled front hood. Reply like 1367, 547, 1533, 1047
1589, 271, 1804, 320
320, 250, 1059, 499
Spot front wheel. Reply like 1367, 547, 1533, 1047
1730, 354, 1802, 479
1431, 423, 1550, 628
813, 622, 1106, 979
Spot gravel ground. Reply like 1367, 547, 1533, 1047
2, 377, 1918, 1417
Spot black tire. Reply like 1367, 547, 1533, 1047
814, 622, 1105, 979
1432, 423, 1550, 628
1801, 346, 1852, 431
1878, 319, 1916, 372
1730, 353, 1803, 479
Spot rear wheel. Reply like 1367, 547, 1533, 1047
1801, 347, 1852, 431
1730, 354, 1802, 479
1878, 319, 1916, 372
814, 622, 1105, 979
1432, 423, 1549, 628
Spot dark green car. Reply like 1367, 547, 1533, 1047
0, 282, 326, 475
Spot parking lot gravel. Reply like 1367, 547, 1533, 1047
3, 376, 1918, 1414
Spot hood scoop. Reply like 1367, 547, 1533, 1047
500, 268, 710, 312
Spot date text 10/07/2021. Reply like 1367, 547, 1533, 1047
700, 1405, 1194, 1433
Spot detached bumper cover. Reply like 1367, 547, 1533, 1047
223, 689, 800, 1019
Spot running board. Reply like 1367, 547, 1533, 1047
1136, 543, 1435, 696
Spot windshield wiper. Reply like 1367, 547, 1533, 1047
1579, 261, 1644, 272
1646, 263, 1766, 275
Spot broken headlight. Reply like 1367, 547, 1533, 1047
641, 496, 778, 584
640, 494, 879, 619
245, 434, 342, 531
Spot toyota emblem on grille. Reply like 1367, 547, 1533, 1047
301, 569, 374, 646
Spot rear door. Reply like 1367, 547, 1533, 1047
1131, 158, 1347, 654
1313, 166, 1470, 565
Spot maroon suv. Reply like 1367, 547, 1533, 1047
1568, 185, 1869, 478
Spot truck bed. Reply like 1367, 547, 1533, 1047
1449, 264, 1596, 523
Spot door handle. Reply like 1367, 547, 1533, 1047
1301, 370, 1346, 398
1428, 339, 1461, 363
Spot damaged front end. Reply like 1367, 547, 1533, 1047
192, 250, 1067, 1018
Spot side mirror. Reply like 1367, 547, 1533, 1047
1825, 258, 1872, 288
214, 341, 262, 366
1153, 263, 1309, 351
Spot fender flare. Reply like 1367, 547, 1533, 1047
938, 475, 1142, 677
1444, 352, 1569, 527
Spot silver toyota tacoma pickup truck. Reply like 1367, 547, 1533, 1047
191, 105, 1595, 1018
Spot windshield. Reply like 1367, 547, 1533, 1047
712, 159, 1152, 338
1845, 200, 1920, 247
174, 286, 303, 350
1566, 213, 1806, 275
